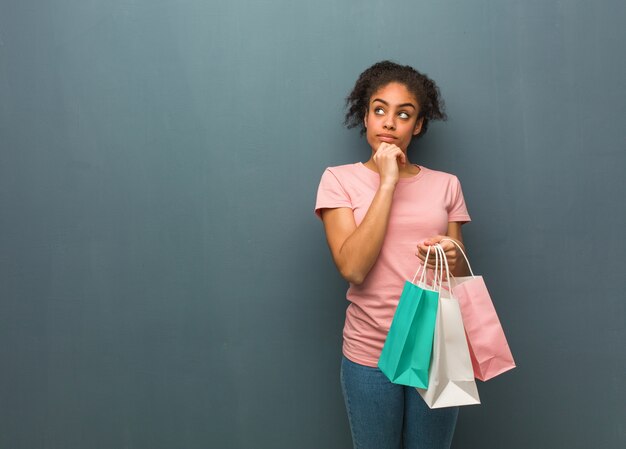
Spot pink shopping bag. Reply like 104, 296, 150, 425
443, 239, 516, 381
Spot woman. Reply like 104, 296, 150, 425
315, 61, 471, 449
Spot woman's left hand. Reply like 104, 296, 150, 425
416, 235, 465, 275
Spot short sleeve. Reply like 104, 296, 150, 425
314, 168, 353, 220
447, 176, 471, 223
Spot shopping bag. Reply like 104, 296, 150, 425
417, 244, 480, 408
442, 238, 516, 381
378, 247, 440, 389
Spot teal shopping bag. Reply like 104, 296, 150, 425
378, 248, 440, 388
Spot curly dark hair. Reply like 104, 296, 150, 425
344, 60, 447, 138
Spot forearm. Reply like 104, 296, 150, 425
334, 184, 395, 284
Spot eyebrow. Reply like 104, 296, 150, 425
371, 98, 417, 110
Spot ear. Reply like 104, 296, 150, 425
413, 117, 424, 136
363, 108, 369, 129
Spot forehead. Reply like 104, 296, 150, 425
370, 82, 418, 106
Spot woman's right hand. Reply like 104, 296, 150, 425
372, 143, 406, 187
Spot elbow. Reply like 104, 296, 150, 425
339, 267, 366, 285
347, 274, 366, 285
334, 250, 368, 285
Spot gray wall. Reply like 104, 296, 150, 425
1, 1, 624, 448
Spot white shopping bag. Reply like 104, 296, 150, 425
416, 244, 480, 409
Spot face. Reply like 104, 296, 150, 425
363, 82, 423, 152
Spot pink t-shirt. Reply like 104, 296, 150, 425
315, 162, 471, 367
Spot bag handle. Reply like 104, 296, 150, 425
411, 245, 432, 285
435, 244, 453, 290
411, 244, 444, 291
411, 243, 430, 284
440, 237, 475, 278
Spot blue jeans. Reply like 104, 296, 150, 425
340, 356, 458, 449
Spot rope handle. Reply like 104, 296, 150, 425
435, 244, 453, 293
411, 243, 444, 291
440, 238, 475, 278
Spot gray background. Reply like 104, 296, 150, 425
1, 0, 624, 448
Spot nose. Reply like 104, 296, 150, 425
383, 115, 396, 130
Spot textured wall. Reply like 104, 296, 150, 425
1, 1, 624, 448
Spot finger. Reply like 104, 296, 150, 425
416, 246, 436, 262
423, 235, 445, 246
416, 253, 433, 265
442, 248, 456, 260
376, 142, 391, 152
376, 144, 403, 159
375, 146, 401, 162
395, 149, 406, 165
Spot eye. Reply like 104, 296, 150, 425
374, 107, 385, 115
398, 111, 410, 119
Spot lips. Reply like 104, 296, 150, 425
377, 134, 397, 142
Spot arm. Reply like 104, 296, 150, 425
321, 185, 394, 285
320, 144, 405, 285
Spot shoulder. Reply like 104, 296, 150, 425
323, 163, 362, 178
318, 163, 369, 187
418, 165, 462, 186
418, 166, 470, 218
315, 164, 364, 218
